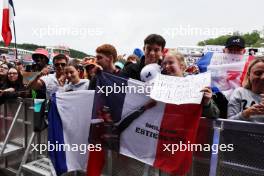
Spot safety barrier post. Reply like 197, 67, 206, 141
208, 120, 222, 176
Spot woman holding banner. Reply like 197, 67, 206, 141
161, 52, 220, 118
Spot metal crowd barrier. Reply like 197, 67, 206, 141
1, 98, 264, 176
102, 118, 264, 176
216, 119, 264, 176
0, 98, 55, 176
0, 98, 34, 175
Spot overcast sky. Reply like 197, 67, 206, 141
1, 0, 264, 55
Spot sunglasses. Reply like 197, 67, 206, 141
8, 72, 18, 75
54, 63, 66, 67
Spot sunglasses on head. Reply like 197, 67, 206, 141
54, 63, 66, 67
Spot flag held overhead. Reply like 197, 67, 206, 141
2, 0, 15, 46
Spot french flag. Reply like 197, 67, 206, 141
89, 72, 203, 175
240, 55, 255, 85
2, 0, 15, 46
197, 52, 248, 97
48, 90, 95, 175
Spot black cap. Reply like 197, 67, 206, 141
225, 36, 245, 48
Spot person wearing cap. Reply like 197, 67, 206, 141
223, 36, 246, 55
29, 54, 68, 99
84, 58, 102, 80
31, 48, 50, 72
121, 34, 166, 80
114, 61, 124, 71
27, 48, 50, 99
209, 36, 247, 118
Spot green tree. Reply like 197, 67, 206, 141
198, 35, 231, 46
197, 30, 264, 47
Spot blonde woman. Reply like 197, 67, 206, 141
162, 52, 220, 118
228, 57, 264, 120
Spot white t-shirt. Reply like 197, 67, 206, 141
40, 74, 66, 99
64, 79, 90, 92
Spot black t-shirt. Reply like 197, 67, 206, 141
121, 56, 145, 81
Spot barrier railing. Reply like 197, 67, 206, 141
101, 119, 264, 176
216, 119, 264, 176
1, 98, 264, 176
0, 98, 55, 176
0, 98, 34, 175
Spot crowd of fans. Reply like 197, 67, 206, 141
0, 34, 264, 121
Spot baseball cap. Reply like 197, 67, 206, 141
114, 61, 124, 69
84, 58, 101, 69
225, 36, 245, 48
